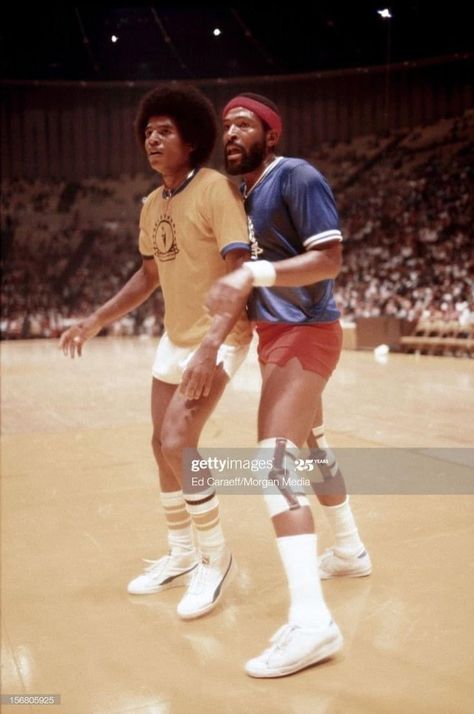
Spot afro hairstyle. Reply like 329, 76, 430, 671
135, 84, 217, 167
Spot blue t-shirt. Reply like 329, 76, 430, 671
244, 157, 342, 323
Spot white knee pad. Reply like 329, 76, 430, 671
311, 425, 339, 480
312, 424, 328, 448
258, 437, 310, 518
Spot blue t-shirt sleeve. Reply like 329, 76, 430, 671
283, 163, 343, 251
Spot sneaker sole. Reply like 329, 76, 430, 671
127, 564, 198, 595
319, 564, 372, 580
245, 631, 344, 678
177, 556, 237, 620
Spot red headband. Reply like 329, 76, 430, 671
222, 96, 282, 141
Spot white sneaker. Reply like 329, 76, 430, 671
318, 547, 372, 580
245, 621, 343, 678
127, 552, 199, 595
177, 551, 236, 620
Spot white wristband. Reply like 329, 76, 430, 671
242, 260, 277, 287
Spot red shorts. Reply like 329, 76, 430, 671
255, 321, 343, 380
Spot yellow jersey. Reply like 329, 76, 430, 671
139, 168, 251, 347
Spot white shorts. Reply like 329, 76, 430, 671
152, 332, 249, 385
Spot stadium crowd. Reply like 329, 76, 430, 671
1, 111, 473, 341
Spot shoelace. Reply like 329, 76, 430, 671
321, 548, 336, 560
322, 548, 360, 562
187, 560, 211, 595
142, 556, 170, 578
267, 624, 299, 652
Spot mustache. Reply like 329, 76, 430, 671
225, 141, 244, 152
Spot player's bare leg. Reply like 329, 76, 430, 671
129, 367, 237, 612
307, 397, 371, 580
307, 397, 346, 506
245, 357, 342, 678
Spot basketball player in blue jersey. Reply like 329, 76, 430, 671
206, 93, 371, 677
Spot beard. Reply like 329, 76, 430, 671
225, 139, 267, 175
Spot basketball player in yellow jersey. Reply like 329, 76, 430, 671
59, 85, 251, 619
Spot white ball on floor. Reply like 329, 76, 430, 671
373, 343, 389, 364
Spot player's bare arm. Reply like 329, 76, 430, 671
269, 242, 342, 285
59, 257, 160, 358
179, 249, 249, 400
206, 243, 341, 317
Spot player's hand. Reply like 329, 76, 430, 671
206, 267, 253, 317
59, 314, 103, 358
180, 344, 220, 400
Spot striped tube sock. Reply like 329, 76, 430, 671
184, 489, 226, 562
160, 490, 196, 556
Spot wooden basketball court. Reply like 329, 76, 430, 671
1, 337, 473, 713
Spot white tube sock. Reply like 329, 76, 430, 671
277, 533, 331, 629
322, 496, 364, 556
